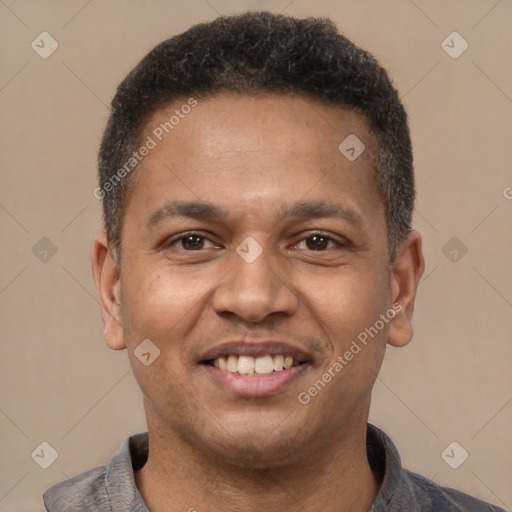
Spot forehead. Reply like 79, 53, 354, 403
126, 93, 384, 233
142, 93, 375, 162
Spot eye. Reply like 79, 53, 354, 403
294, 233, 343, 251
167, 233, 217, 251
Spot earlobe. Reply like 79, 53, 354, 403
387, 230, 425, 348
91, 233, 126, 350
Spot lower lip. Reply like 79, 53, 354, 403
201, 363, 310, 397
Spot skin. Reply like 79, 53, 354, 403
92, 93, 424, 512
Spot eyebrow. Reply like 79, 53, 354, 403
147, 199, 364, 229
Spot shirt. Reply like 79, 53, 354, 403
42, 423, 507, 511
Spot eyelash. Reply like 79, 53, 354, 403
165, 231, 344, 251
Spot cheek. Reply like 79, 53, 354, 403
120, 268, 207, 416
299, 270, 389, 420
303, 264, 389, 346
121, 266, 211, 341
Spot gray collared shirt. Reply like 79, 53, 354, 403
43, 424, 507, 511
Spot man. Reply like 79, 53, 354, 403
43, 11, 506, 512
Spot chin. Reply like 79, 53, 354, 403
206, 423, 312, 469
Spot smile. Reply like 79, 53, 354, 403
207, 354, 302, 376
199, 340, 313, 396
201, 358, 311, 397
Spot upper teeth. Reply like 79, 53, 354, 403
213, 354, 296, 375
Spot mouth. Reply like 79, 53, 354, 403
203, 354, 305, 375
199, 340, 313, 397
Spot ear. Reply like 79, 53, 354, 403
387, 229, 425, 348
91, 232, 126, 350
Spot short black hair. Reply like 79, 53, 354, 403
98, 11, 414, 264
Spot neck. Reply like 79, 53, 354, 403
135, 414, 381, 512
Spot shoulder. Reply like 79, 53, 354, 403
42, 463, 111, 512
367, 424, 507, 512
401, 469, 507, 512
42, 432, 149, 512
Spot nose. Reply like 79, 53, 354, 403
212, 240, 299, 324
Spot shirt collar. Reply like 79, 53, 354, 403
105, 432, 150, 512
367, 423, 403, 511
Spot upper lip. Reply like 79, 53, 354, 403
199, 340, 313, 363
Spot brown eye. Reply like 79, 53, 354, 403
180, 235, 205, 250
305, 235, 335, 251
165, 233, 214, 252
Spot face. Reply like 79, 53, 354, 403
93, 93, 423, 467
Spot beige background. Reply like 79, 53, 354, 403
1, 1, 511, 510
